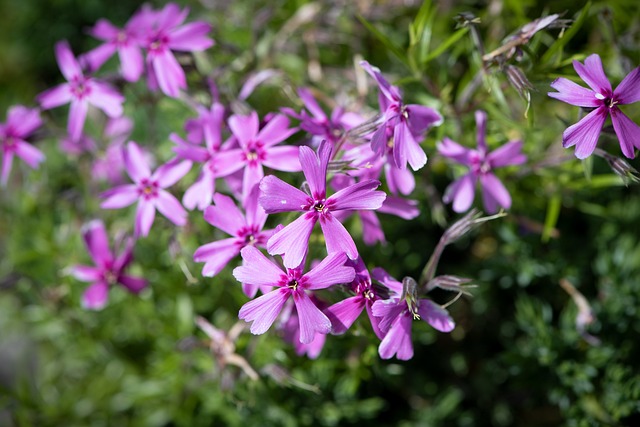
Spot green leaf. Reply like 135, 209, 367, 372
542, 194, 561, 243
540, 2, 591, 66
357, 15, 410, 68
424, 27, 468, 63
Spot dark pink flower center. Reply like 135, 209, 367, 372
148, 34, 169, 53
70, 77, 91, 99
139, 178, 159, 199
470, 151, 491, 175
243, 142, 266, 166
237, 225, 261, 245
2, 136, 16, 152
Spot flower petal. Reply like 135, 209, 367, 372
118, 44, 144, 82
487, 140, 527, 168
548, 78, 599, 107
256, 114, 296, 147
37, 84, 72, 110
228, 112, 259, 147
87, 81, 124, 117
613, 66, 640, 105
378, 314, 413, 360
262, 146, 301, 172
443, 174, 476, 213
194, 237, 241, 277
239, 288, 290, 335
100, 184, 139, 209
573, 54, 612, 93
378, 196, 420, 220
14, 140, 45, 169
300, 141, 330, 197
55, 40, 82, 81
437, 137, 472, 165
155, 190, 187, 226
293, 290, 332, 344
134, 200, 156, 238
475, 110, 488, 151
203, 192, 245, 235
168, 21, 214, 51
152, 51, 186, 98
182, 168, 215, 211
233, 245, 285, 287
119, 275, 147, 294
418, 299, 455, 333
68, 100, 88, 142
328, 179, 385, 211
123, 141, 151, 183
7, 106, 43, 137
480, 173, 511, 213
325, 296, 365, 335
319, 213, 358, 260
70, 265, 102, 282
303, 251, 355, 290
82, 282, 109, 310
610, 107, 640, 159
81, 220, 113, 266
259, 174, 309, 214
562, 107, 607, 159
267, 213, 316, 269
153, 158, 191, 188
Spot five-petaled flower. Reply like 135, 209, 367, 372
371, 270, 455, 360
100, 141, 191, 237
260, 140, 387, 269
70, 220, 147, 310
233, 246, 356, 344
438, 111, 526, 214
548, 54, 640, 159
37, 40, 124, 142
0, 105, 45, 186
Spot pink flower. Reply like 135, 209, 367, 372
260, 141, 387, 269
81, 9, 148, 81
324, 259, 402, 338
142, 3, 214, 97
371, 270, 455, 360
438, 111, 526, 214
221, 112, 300, 199
37, 40, 124, 142
193, 186, 274, 293
0, 105, 44, 186
233, 246, 355, 344
100, 141, 191, 237
70, 220, 146, 310
360, 60, 443, 171
548, 54, 640, 158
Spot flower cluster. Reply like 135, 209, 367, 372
4, 3, 625, 365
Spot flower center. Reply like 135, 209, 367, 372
70, 77, 91, 99
139, 179, 158, 199
287, 279, 299, 290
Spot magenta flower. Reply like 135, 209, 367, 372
70, 220, 146, 310
360, 60, 443, 171
142, 3, 214, 97
81, 10, 147, 82
280, 298, 328, 359
0, 105, 44, 186
37, 40, 124, 142
324, 259, 402, 338
193, 186, 273, 286
233, 246, 355, 344
283, 87, 365, 146
100, 141, 191, 237
371, 270, 455, 360
438, 111, 526, 214
260, 141, 387, 269
221, 112, 300, 199
548, 54, 640, 159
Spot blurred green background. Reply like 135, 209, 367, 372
1, 0, 640, 426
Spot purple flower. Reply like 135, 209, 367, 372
283, 87, 365, 146
100, 141, 191, 237
142, 3, 214, 97
81, 10, 147, 81
371, 270, 455, 360
548, 54, 640, 159
0, 105, 44, 186
37, 40, 124, 142
193, 186, 273, 287
233, 246, 355, 344
70, 220, 146, 310
222, 112, 300, 199
280, 297, 328, 359
438, 111, 526, 214
324, 259, 402, 338
360, 60, 443, 171
260, 141, 387, 269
